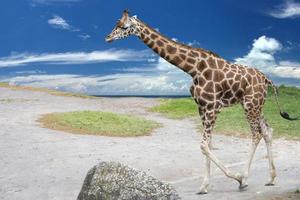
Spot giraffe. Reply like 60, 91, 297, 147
105, 10, 299, 194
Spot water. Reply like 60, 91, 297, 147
92, 95, 190, 98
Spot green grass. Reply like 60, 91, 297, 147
150, 98, 198, 119
38, 111, 160, 137
149, 85, 300, 139
0, 82, 95, 99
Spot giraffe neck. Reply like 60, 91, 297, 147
135, 19, 220, 77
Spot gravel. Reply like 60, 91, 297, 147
0, 87, 299, 200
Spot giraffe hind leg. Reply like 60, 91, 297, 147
241, 133, 262, 190
260, 118, 276, 186
240, 104, 264, 190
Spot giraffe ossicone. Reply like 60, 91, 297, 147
106, 10, 298, 194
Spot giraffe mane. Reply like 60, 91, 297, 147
135, 18, 221, 58
179, 43, 221, 58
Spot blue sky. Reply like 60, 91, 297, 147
0, 0, 299, 95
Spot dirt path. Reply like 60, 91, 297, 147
0, 87, 299, 200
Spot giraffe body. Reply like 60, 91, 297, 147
106, 10, 279, 193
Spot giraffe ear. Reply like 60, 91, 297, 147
120, 9, 130, 28
121, 9, 129, 21
123, 9, 130, 15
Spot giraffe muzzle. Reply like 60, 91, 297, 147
105, 35, 113, 43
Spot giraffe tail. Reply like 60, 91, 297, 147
266, 79, 300, 121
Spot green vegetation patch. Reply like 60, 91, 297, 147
149, 98, 198, 119
38, 111, 160, 137
150, 85, 300, 139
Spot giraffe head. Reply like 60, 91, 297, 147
105, 10, 140, 43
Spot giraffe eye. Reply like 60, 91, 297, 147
120, 26, 128, 30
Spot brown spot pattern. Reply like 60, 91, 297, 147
203, 69, 213, 80
148, 41, 154, 48
150, 33, 158, 39
166, 45, 177, 54
204, 82, 214, 93
157, 40, 164, 47
180, 54, 186, 60
217, 60, 224, 69
187, 58, 196, 64
213, 71, 225, 82
171, 56, 183, 65
144, 28, 150, 35
207, 57, 217, 69
202, 92, 214, 101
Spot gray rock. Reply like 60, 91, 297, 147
77, 161, 180, 200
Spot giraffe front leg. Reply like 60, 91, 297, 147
200, 139, 243, 184
241, 134, 262, 190
198, 141, 212, 194
197, 109, 243, 194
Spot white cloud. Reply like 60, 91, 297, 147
270, 61, 300, 78
269, 0, 300, 18
15, 70, 46, 75
0, 49, 150, 67
251, 36, 282, 52
235, 35, 282, 68
147, 58, 156, 63
170, 37, 201, 47
48, 15, 79, 31
116, 57, 190, 94
3, 72, 190, 96
1, 53, 191, 95
235, 35, 300, 79
269, 65, 300, 79
0, 47, 191, 95
79, 34, 91, 40
187, 40, 201, 47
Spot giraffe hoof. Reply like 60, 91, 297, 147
239, 183, 248, 190
196, 191, 208, 195
265, 182, 275, 186
235, 173, 244, 186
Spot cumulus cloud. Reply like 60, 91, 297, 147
235, 35, 300, 79
0, 49, 150, 67
48, 15, 79, 31
235, 35, 282, 68
269, 0, 300, 18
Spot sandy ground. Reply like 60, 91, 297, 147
0, 87, 299, 200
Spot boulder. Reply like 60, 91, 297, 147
77, 161, 180, 200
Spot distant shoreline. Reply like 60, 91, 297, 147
93, 95, 191, 98
0, 82, 191, 99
